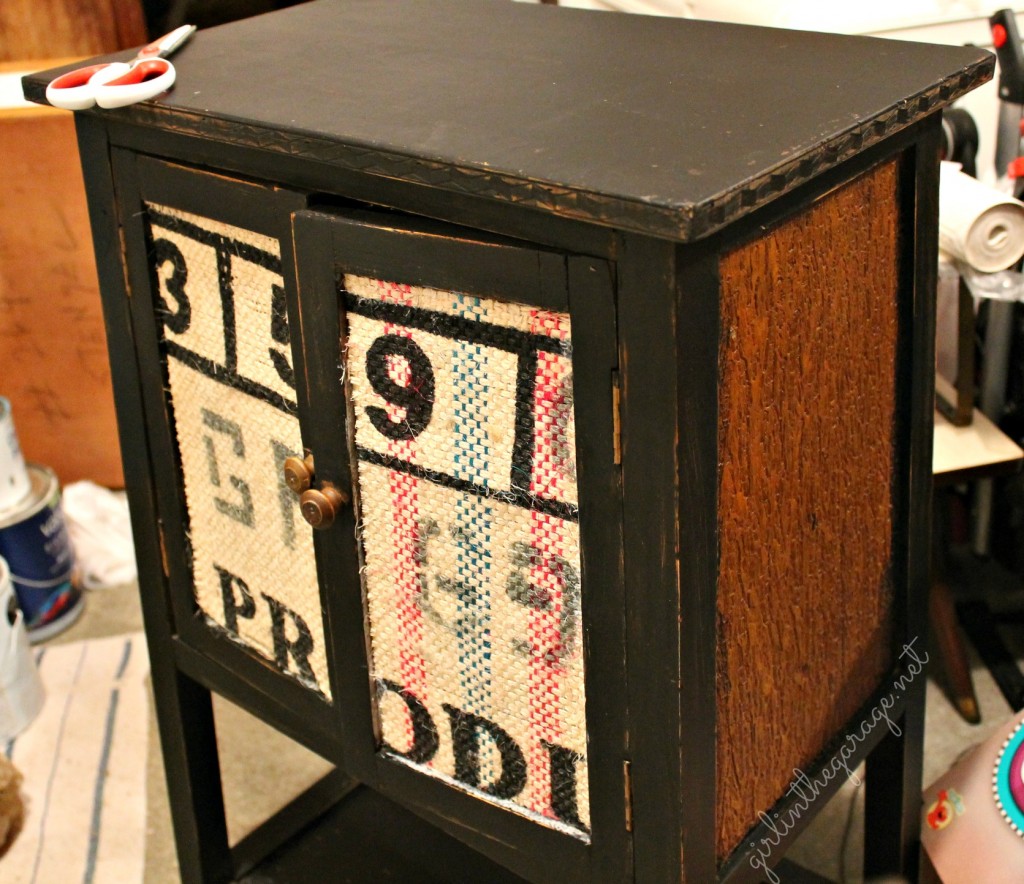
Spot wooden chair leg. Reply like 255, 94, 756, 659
929, 579, 981, 723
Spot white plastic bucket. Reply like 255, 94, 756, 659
0, 555, 45, 741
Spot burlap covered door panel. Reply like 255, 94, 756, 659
346, 275, 588, 834
146, 204, 329, 696
292, 210, 627, 858
119, 156, 336, 717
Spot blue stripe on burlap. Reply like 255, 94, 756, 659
451, 293, 496, 781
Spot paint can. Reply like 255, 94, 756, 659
0, 464, 83, 643
0, 554, 45, 740
0, 397, 31, 514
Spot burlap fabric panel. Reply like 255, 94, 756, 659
147, 204, 329, 698
345, 275, 588, 837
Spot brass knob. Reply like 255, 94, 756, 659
300, 484, 349, 529
283, 454, 315, 494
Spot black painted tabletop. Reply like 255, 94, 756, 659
25, 0, 993, 240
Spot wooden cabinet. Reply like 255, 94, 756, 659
24, 1, 993, 880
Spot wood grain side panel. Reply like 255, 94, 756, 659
715, 160, 900, 861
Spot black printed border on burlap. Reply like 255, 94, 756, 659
146, 207, 299, 417
344, 290, 579, 523
144, 207, 581, 523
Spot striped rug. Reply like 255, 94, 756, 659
2, 633, 149, 883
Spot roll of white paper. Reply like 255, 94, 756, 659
0, 556, 45, 741
939, 162, 1024, 273
0, 397, 31, 514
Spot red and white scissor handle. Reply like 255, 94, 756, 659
46, 24, 196, 111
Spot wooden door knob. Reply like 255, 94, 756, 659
283, 454, 315, 494
299, 484, 349, 529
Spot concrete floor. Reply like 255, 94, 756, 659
45, 562, 1022, 883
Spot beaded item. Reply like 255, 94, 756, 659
146, 204, 330, 698
345, 275, 589, 837
993, 717, 1024, 837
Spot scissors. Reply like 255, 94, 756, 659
46, 24, 196, 111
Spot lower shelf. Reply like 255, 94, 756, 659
238, 782, 527, 883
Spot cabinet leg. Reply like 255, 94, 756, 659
151, 663, 233, 883
863, 707, 925, 882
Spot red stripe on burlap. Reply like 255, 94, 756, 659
525, 311, 571, 818
379, 280, 428, 752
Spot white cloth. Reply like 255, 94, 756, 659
62, 483, 136, 591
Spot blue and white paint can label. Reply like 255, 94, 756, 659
0, 464, 83, 642
0, 397, 31, 514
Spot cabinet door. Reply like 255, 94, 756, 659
114, 154, 339, 752
292, 209, 628, 882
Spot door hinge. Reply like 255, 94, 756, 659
623, 759, 633, 832
612, 370, 622, 466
